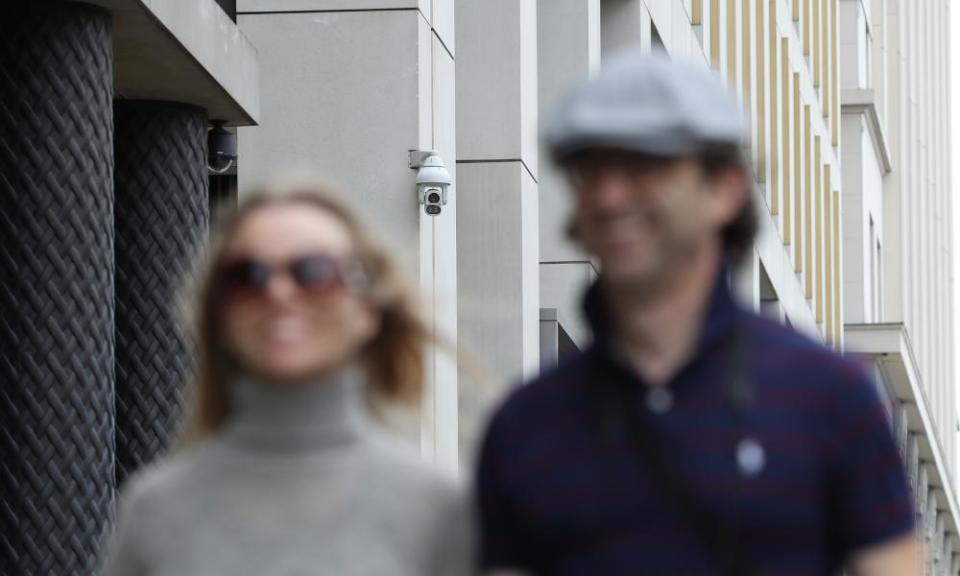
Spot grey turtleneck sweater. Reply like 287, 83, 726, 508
99, 371, 472, 576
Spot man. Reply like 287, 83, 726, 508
475, 51, 917, 575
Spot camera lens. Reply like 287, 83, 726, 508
427, 192, 441, 204
426, 205, 441, 215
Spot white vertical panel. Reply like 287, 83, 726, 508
428, 31, 459, 472
416, 14, 437, 460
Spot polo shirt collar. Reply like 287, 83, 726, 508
584, 265, 740, 362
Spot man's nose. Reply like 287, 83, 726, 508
584, 168, 636, 210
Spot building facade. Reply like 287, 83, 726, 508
0, 0, 956, 574
237, 0, 959, 571
840, 0, 959, 572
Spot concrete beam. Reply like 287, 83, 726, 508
845, 322, 960, 554
88, 0, 260, 125
237, 0, 453, 57
237, 0, 423, 13
842, 89, 892, 174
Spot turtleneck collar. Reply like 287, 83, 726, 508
220, 366, 368, 452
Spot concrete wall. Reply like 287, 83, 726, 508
234, 5, 959, 546
537, 0, 600, 348
237, 1, 460, 471
456, 0, 540, 391
877, 0, 956, 480
457, 161, 539, 383
842, 0, 959, 569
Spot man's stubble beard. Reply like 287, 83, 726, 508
600, 224, 704, 304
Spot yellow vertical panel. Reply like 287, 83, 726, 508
794, 73, 802, 270
727, 0, 737, 83
833, 190, 836, 340
711, 0, 721, 66
782, 38, 792, 245
825, 167, 834, 343
812, 0, 820, 87
793, 0, 800, 21
820, 0, 828, 111
803, 0, 810, 55
755, 0, 765, 182
743, 0, 752, 105
804, 106, 813, 296
693, 0, 703, 25
768, 0, 778, 214
831, 0, 839, 145
815, 137, 823, 325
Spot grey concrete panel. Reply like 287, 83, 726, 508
537, 0, 598, 264
538, 166, 584, 262
238, 10, 423, 272
457, 161, 539, 387
89, 0, 260, 124
241, 0, 450, 51
600, 0, 643, 59
456, 0, 538, 177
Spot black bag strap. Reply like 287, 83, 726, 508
592, 326, 755, 576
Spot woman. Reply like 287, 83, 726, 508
101, 180, 470, 575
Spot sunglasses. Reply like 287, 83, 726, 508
219, 253, 367, 299
565, 152, 676, 190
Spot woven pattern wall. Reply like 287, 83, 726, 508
0, 3, 115, 575
114, 101, 209, 486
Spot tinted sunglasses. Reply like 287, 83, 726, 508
219, 254, 367, 298
565, 151, 676, 190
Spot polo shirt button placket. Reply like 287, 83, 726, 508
645, 386, 674, 414
736, 437, 766, 477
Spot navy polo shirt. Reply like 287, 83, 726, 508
476, 273, 914, 575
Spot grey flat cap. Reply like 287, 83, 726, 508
545, 48, 745, 161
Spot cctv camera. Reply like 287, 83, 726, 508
410, 151, 452, 216
208, 120, 237, 174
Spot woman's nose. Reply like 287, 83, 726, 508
264, 272, 299, 303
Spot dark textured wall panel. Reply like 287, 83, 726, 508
0, 2, 115, 575
114, 101, 209, 486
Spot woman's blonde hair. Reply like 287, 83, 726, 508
179, 179, 431, 444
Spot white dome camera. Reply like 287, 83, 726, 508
409, 150, 451, 216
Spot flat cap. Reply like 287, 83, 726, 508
545, 48, 745, 161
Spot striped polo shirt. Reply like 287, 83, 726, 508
476, 273, 914, 575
